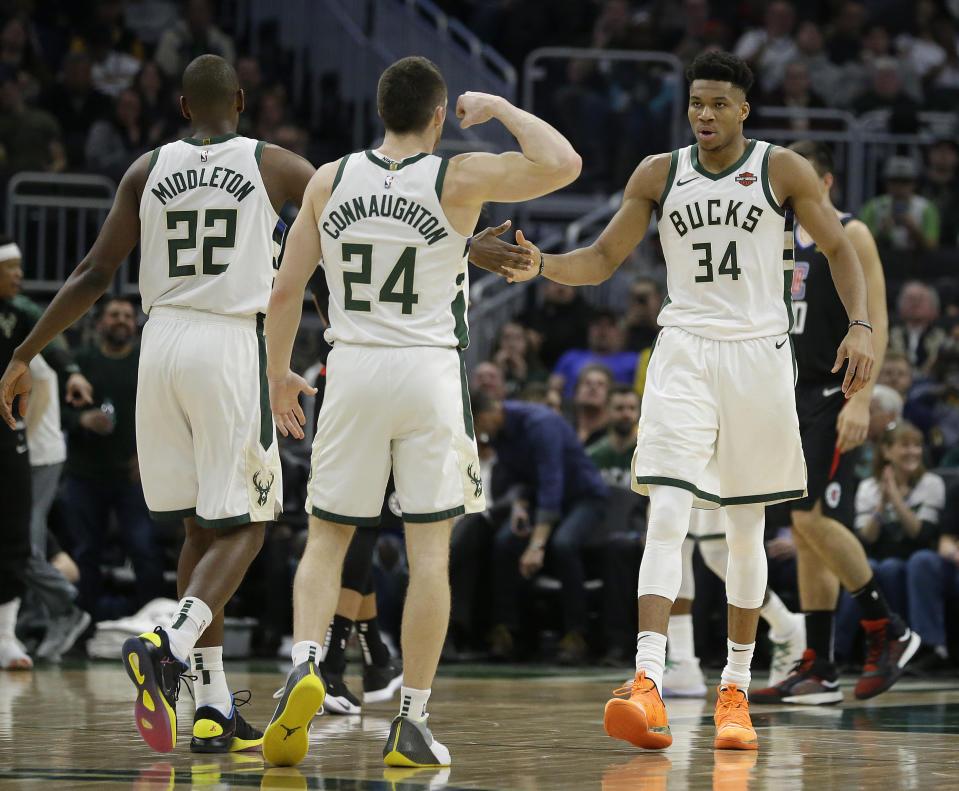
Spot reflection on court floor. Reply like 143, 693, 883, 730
1, 664, 957, 790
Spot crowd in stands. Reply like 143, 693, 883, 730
1, 0, 957, 678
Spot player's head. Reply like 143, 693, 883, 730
607, 383, 640, 438
874, 420, 924, 483
180, 54, 243, 126
685, 51, 753, 151
377, 56, 447, 150
789, 139, 835, 197
0, 234, 23, 300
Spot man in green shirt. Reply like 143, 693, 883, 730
60, 296, 163, 619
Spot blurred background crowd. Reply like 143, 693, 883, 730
1, 0, 957, 679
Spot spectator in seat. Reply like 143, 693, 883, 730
758, 60, 839, 132
851, 57, 922, 118
491, 321, 547, 398
732, 0, 798, 93
521, 280, 593, 370
888, 281, 948, 376
905, 340, 959, 465
154, 0, 235, 79
471, 361, 507, 402
550, 308, 638, 398
857, 383, 905, 480
836, 422, 946, 668
472, 391, 607, 665
60, 297, 164, 620
40, 53, 114, 170
791, 21, 843, 105
878, 348, 914, 401
624, 276, 662, 351
571, 363, 612, 447
85, 87, 156, 182
860, 157, 939, 252
920, 137, 959, 247
0, 65, 65, 175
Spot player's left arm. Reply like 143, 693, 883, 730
0, 152, 149, 430
259, 144, 316, 211
836, 220, 888, 452
771, 148, 873, 397
265, 162, 337, 438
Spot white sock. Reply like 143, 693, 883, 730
319, 623, 332, 661
0, 598, 19, 638
761, 590, 796, 637
635, 631, 668, 692
399, 686, 431, 722
192, 646, 232, 715
667, 614, 695, 662
721, 639, 754, 690
291, 640, 322, 667
166, 596, 212, 661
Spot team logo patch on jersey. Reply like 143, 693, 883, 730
252, 470, 275, 506
200, 149, 209, 162
791, 261, 810, 299
825, 481, 842, 509
384, 174, 395, 189
735, 171, 757, 186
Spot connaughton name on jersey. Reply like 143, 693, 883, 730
322, 194, 449, 245
150, 167, 256, 205
667, 199, 765, 237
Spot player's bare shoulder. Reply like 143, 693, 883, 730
258, 143, 316, 210
767, 146, 819, 202
625, 152, 672, 206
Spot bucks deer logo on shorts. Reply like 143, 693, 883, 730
466, 463, 483, 498
252, 470, 275, 507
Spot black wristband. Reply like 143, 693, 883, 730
538, 251, 545, 276
848, 320, 873, 332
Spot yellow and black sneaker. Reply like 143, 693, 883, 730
382, 715, 451, 768
263, 660, 325, 767
121, 627, 189, 753
191, 691, 264, 753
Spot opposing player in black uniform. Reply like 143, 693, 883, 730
752, 141, 920, 704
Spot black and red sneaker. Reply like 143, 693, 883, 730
854, 617, 921, 699
750, 649, 843, 705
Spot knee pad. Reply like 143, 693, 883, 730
723, 504, 767, 609
637, 486, 694, 601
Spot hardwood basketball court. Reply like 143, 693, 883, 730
1, 663, 957, 790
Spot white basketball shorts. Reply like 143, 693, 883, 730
633, 326, 806, 508
306, 344, 486, 525
136, 306, 281, 527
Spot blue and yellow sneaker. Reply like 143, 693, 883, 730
263, 660, 325, 766
191, 691, 264, 753
121, 627, 189, 753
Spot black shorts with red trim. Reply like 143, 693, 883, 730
767, 382, 860, 529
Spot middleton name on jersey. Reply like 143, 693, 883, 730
667, 199, 765, 237
321, 193, 449, 246
149, 166, 257, 205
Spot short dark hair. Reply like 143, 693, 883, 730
685, 51, 754, 96
97, 294, 136, 317
182, 54, 239, 111
608, 383, 638, 401
469, 388, 498, 415
788, 140, 834, 177
376, 56, 447, 134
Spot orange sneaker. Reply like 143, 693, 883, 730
713, 684, 758, 751
604, 671, 673, 750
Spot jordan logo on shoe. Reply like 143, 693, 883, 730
280, 725, 301, 740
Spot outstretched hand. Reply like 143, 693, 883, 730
469, 220, 534, 277
504, 230, 541, 284
269, 370, 318, 440
0, 358, 31, 430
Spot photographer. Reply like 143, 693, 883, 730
860, 157, 939, 251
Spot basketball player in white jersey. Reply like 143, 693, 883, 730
261, 56, 580, 768
504, 51, 874, 752
0, 55, 315, 755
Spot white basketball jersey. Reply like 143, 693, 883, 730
139, 134, 279, 317
657, 140, 792, 340
318, 151, 470, 348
